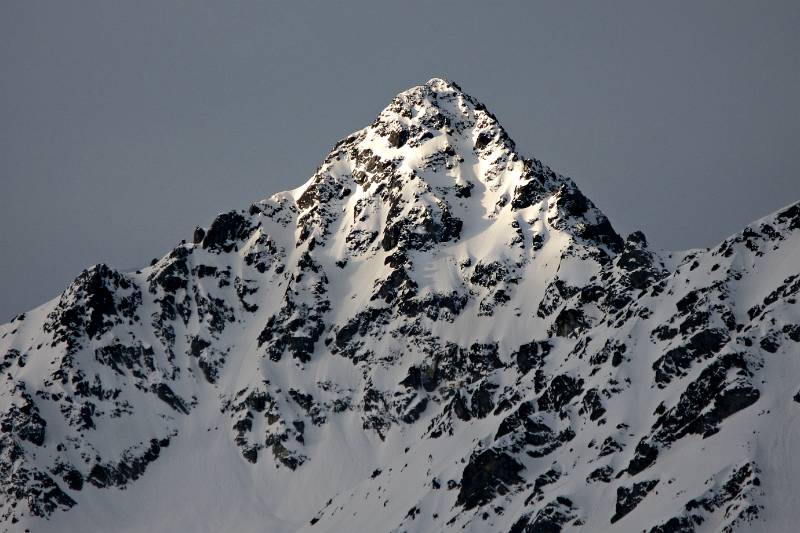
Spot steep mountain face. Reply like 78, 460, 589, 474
1, 78, 799, 533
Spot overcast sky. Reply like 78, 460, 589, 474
2, 1, 799, 321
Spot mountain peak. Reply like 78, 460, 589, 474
288, 78, 622, 259
372, 77, 505, 147
397, 76, 468, 101
424, 76, 457, 88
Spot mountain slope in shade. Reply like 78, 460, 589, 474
1, 78, 799, 533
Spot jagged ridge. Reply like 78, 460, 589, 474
0, 78, 799, 533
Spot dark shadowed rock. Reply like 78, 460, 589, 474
611, 479, 659, 523
456, 449, 524, 510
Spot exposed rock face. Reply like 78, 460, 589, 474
0, 78, 798, 532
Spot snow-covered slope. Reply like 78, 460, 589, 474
1, 78, 799, 533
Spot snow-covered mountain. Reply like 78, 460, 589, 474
1, 78, 799, 533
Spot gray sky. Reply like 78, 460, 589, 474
2, 1, 799, 321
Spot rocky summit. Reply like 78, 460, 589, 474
1, 78, 799, 532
